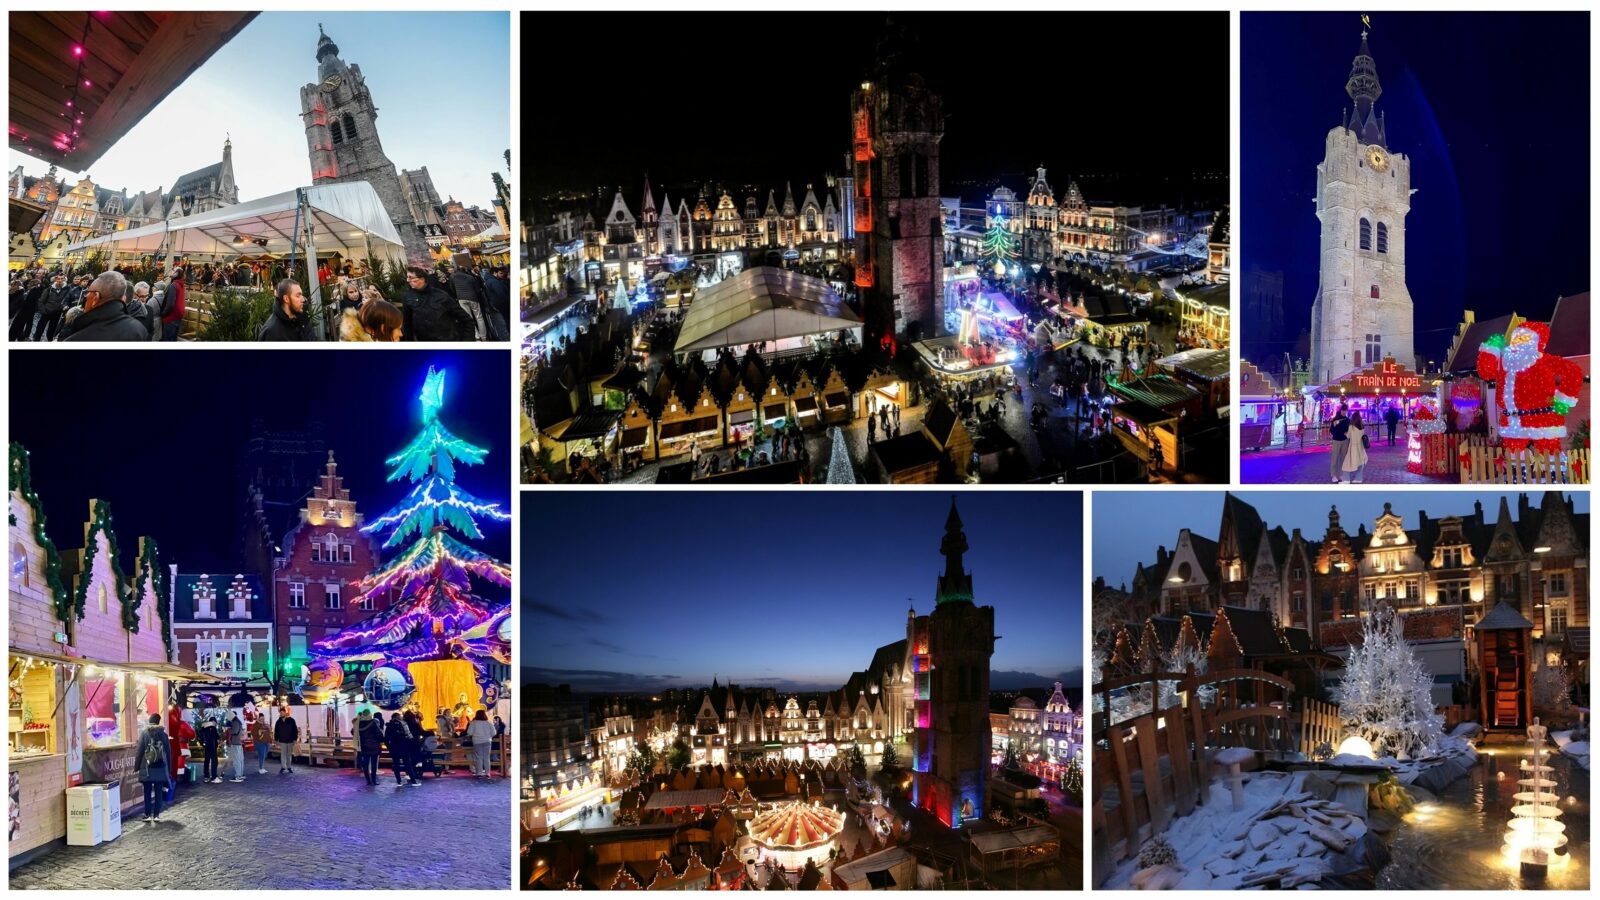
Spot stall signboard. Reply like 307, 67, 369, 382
64, 680, 83, 787
1349, 358, 1423, 391
83, 747, 142, 811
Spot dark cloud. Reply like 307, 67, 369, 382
523, 598, 607, 624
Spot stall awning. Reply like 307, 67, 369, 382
65, 181, 405, 261
125, 661, 229, 682
659, 417, 718, 440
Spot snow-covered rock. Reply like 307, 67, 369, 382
1249, 821, 1279, 849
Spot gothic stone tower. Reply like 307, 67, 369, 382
1309, 25, 1415, 384
852, 41, 945, 344
911, 500, 995, 828
299, 25, 429, 263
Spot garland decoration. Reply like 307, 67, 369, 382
9, 443, 72, 623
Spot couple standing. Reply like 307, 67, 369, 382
1327, 404, 1370, 483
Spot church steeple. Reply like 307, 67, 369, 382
935, 498, 973, 605
1344, 19, 1386, 147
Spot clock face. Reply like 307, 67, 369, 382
1367, 146, 1389, 173
321, 74, 342, 92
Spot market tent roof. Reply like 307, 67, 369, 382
642, 789, 728, 811
970, 825, 1060, 855
9, 12, 258, 169
1445, 314, 1519, 374
674, 267, 861, 354
1158, 348, 1230, 381
1175, 282, 1231, 311
1546, 292, 1589, 359
1474, 600, 1535, 631
467, 223, 506, 242
64, 181, 405, 260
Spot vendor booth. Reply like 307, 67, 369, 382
726, 386, 759, 445
759, 376, 793, 431
656, 387, 724, 457
673, 266, 862, 363
857, 369, 908, 419
1306, 356, 1427, 424
790, 372, 822, 431
819, 368, 853, 426
619, 400, 657, 465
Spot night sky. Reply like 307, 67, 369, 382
1093, 490, 1591, 589
522, 492, 1082, 695
1241, 12, 1590, 365
526, 12, 1228, 212
8, 349, 511, 577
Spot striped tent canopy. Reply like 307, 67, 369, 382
748, 802, 845, 852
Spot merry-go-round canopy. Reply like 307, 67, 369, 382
64, 180, 405, 261
747, 801, 845, 851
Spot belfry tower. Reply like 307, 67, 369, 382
299, 24, 429, 263
1308, 20, 1415, 383
910, 499, 995, 827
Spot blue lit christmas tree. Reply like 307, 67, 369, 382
309, 366, 511, 708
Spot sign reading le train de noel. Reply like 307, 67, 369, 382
1351, 358, 1423, 391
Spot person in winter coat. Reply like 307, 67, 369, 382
403, 710, 430, 782
404, 267, 474, 342
32, 272, 76, 341
225, 712, 246, 782
383, 713, 415, 786
274, 709, 300, 773
127, 281, 161, 340
483, 267, 512, 338
1341, 412, 1370, 483
197, 714, 222, 783
160, 268, 186, 341
9, 277, 40, 341
354, 710, 384, 785
445, 260, 490, 340
249, 715, 272, 774
257, 279, 312, 341
136, 714, 171, 823
465, 710, 496, 778
338, 306, 374, 342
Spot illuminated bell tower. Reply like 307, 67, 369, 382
852, 26, 945, 345
911, 499, 995, 827
299, 24, 428, 263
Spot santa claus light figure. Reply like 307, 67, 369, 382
1477, 322, 1587, 454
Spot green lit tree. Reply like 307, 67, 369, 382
880, 741, 900, 772
666, 738, 691, 771
845, 744, 867, 779
981, 213, 1019, 274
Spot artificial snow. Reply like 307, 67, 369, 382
1105, 771, 1367, 890
1551, 731, 1589, 771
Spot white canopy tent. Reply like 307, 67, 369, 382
64, 180, 405, 263
674, 266, 862, 356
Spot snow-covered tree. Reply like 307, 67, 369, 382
1332, 605, 1443, 759
1532, 664, 1572, 713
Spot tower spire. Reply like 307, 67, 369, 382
936, 498, 973, 605
1345, 17, 1385, 146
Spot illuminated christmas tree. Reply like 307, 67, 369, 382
309, 365, 511, 714
981, 209, 1019, 275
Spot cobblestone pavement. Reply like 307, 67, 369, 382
1242, 433, 1444, 484
8, 766, 510, 890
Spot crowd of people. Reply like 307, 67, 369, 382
9, 255, 511, 343
130, 704, 508, 824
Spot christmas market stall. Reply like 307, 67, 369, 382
303, 367, 513, 772
819, 368, 852, 426
8, 443, 211, 860
655, 386, 724, 458
1306, 355, 1428, 423
758, 376, 793, 432
789, 371, 822, 431
1173, 282, 1230, 348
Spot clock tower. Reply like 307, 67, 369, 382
299, 25, 428, 263
1308, 23, 1415, 384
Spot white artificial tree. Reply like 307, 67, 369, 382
1332, 604, 1443, 759
825, 426, 855, 484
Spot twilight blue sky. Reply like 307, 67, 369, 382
1241, 12, 1589, 365
522, 492, 1082, 694
11, 11, 509, 208
1093, 491, 1591, 588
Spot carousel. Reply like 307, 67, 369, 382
747, 801, 846, 871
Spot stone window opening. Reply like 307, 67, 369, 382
1359, 218, 1372, 250
1376, 222, 1388, 253
330, 120, 344, 145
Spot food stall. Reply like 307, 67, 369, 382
725, 386, 758, 445
790, 371, 822, 431
820, 368, 852, 426
759, 376, 792, 432
655, 386, 724, 457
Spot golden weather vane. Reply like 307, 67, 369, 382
1361, 14, 1371, 36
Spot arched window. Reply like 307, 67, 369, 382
330, 120, 344, 145
1358, 218, 1372, 250
343, 114, 357, 140
1376, 222, 1388, 253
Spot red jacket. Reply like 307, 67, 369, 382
166, 710, 195, 777
162, 277, 186, 326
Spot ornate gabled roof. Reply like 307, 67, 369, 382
606, 190, 635, 226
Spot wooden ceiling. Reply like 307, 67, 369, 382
9, 11, 258, 170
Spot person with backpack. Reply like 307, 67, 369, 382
198, 713, 222, 783
354, 710, 383, 786
274, 709, 300, 774
136, 714, 171, 823
383, 712, 415, 786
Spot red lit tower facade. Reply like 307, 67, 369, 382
851, 48, 945, 344
910, 500, 995, 827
